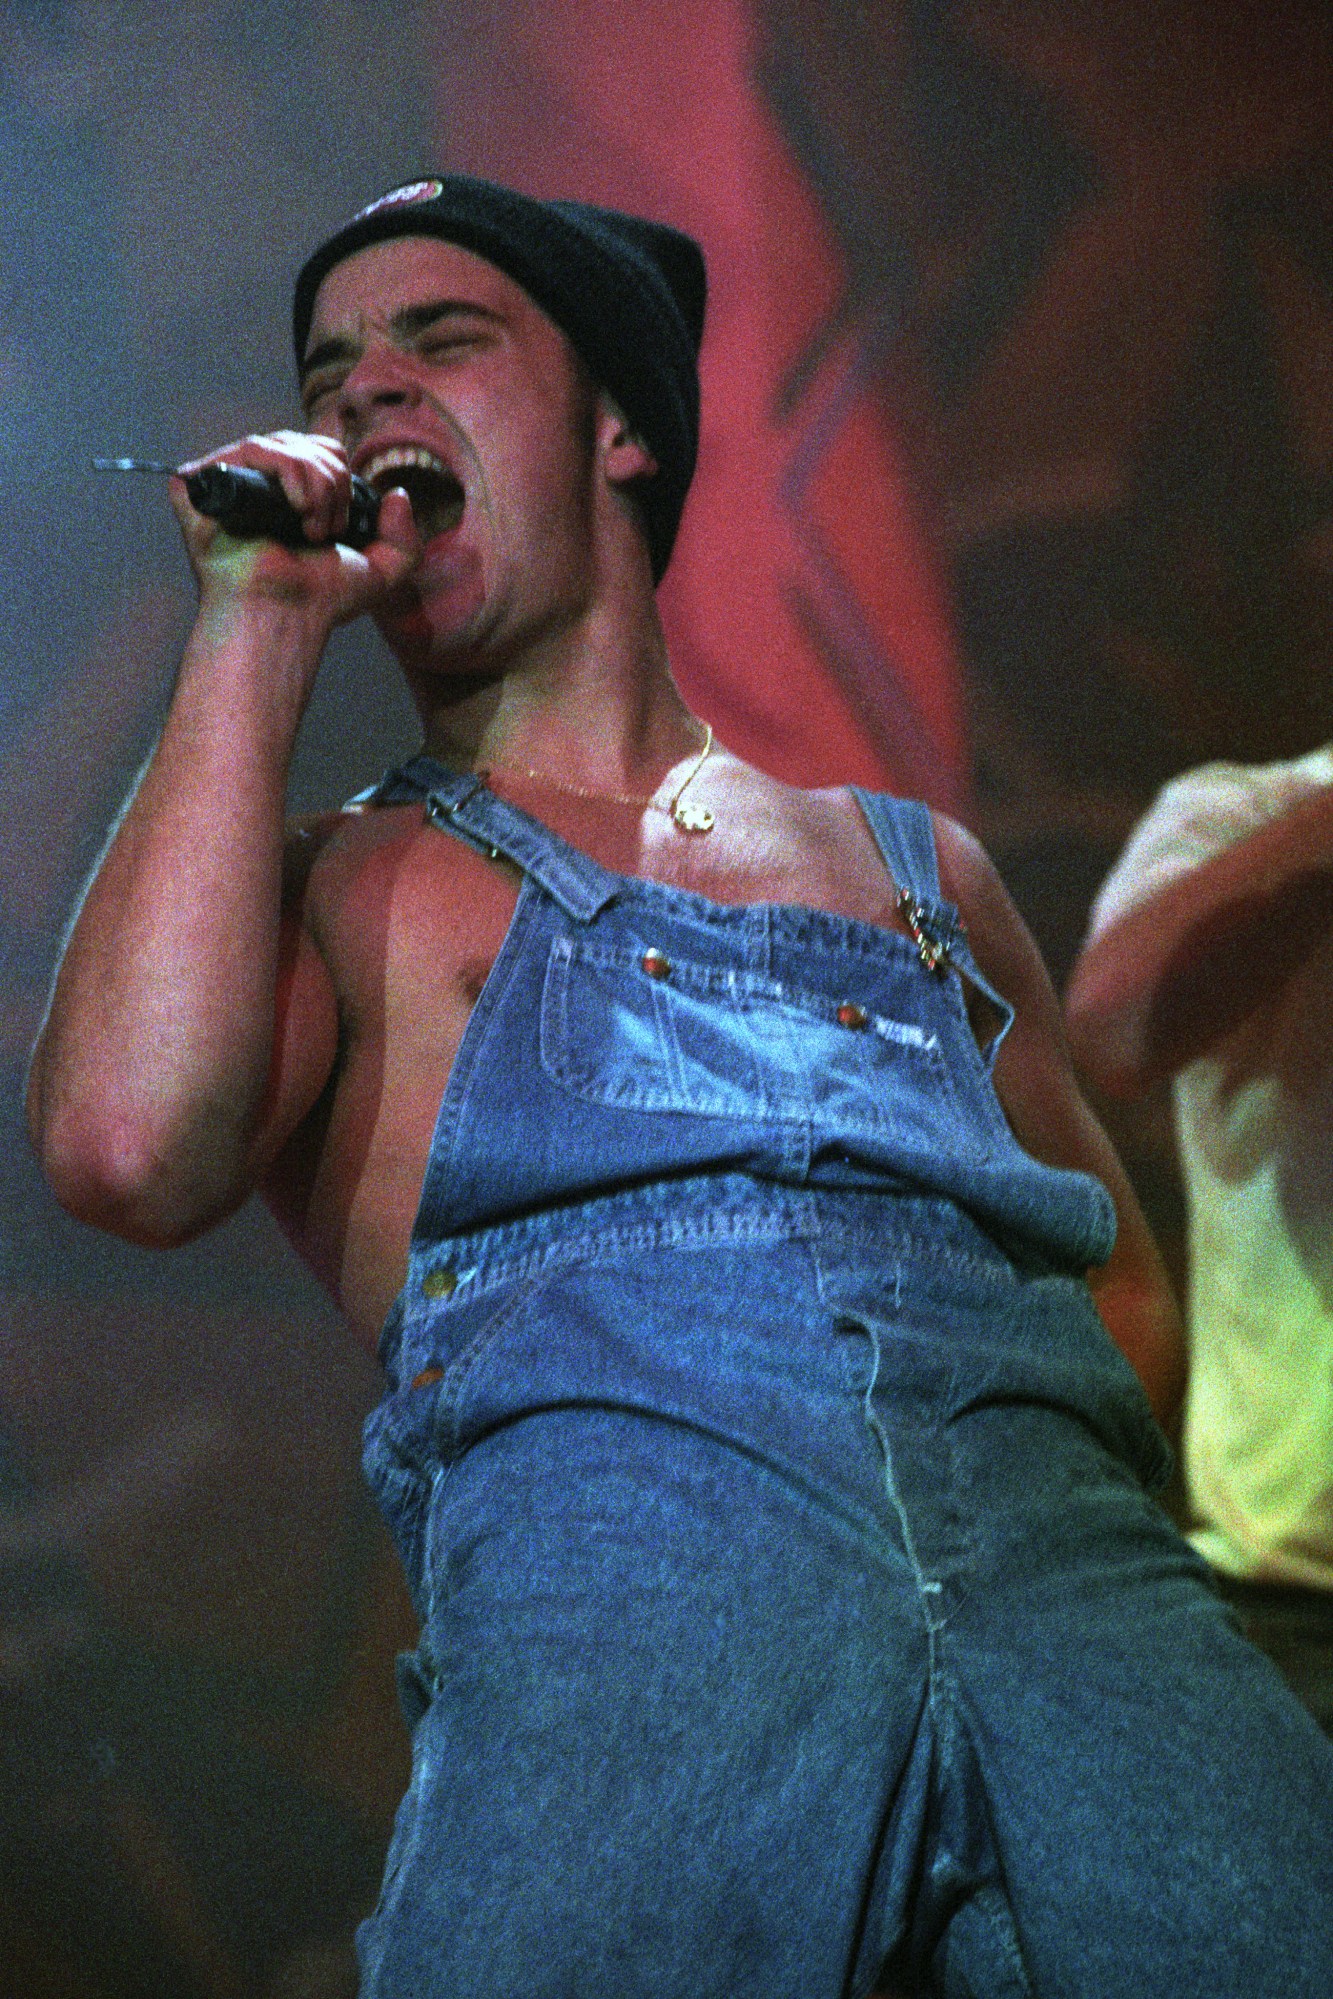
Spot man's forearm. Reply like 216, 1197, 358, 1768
28, 598, 326, 1245
30, 425, 417, 1244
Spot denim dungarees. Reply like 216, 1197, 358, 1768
356, 760, 1333, 1999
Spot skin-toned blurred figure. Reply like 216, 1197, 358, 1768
1068, 748, 1333, 1738
28, 177, 1333, 1996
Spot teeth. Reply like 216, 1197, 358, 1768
358, 444, 465, 539
360, 444, 457, 490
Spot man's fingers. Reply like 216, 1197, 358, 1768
166, 471, 201, 530
178, 432, 352, 546
326, 489, 420, 612
171, 434, 420, 626
352, 487, 422, 596
373, 486, 418, 554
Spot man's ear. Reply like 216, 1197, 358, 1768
596, 393, 659, 486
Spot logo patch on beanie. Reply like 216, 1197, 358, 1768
357, 179, 445, 221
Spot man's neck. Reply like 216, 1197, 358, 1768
408, 590, 702, 793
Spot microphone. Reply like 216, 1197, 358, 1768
185, 464, 381, 548
92, 458, 382, 549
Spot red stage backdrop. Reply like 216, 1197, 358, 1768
432, 0, 970, 809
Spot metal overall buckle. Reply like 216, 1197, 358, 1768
895, 887, 962, 976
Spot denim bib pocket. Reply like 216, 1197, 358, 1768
539, 933, 955, 1136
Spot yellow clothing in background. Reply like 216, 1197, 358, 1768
1087, 748, 1333, 1590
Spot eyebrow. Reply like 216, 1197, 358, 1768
299, 298, 504, 385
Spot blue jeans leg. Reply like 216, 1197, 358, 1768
358, 1220, 1333, 1997
356, 1399, 937, 1999
850, 1253, 1333, 1999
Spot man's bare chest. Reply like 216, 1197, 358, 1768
274, 787, 943, 1332
314, 787, 914, 1059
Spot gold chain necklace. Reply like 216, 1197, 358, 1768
485, 724, 716, 834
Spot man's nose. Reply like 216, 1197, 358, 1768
338, 342, 423, 425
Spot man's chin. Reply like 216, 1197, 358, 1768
375, 554, 489, 669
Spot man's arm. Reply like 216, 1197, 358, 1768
1066, 773, 1333, 1100
938, 817, 1186, 1433
27, 432, 417, 1247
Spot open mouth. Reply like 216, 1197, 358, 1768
360, 445, 465, 540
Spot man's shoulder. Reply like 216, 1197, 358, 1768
280, 795, 432, 912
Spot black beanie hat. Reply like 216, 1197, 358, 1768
292, 175, 706, 582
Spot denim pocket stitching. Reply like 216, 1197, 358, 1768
540, 935, 954, 1122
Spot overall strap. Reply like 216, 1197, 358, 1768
850, 787, 941, 903
851, 785, 1015, 1054
355, 754, 622, 923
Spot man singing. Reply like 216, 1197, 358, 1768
28, 175, 1333, 1996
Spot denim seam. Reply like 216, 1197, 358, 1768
857, 1318, 951, 1652
418, 1456, 456, 1630
409, 1279, 547, 1622
408, 1201, 821, 1310
406, 1202, 1021, 1319
812, 1230, 1020, 1285
433, 1276, 546, 1448
812, 1241, 952, 1651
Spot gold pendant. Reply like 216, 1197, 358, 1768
672, 800, 715, 834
